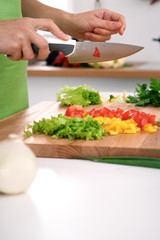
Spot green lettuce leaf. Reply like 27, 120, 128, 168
56, 85, 102, 106
24, 114, 106, 140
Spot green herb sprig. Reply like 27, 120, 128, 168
128, 78, 160, 107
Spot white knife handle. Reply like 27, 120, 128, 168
32, 37, 76, 57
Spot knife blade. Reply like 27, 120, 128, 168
31, 37, 144, 63
68, 41, 144, 63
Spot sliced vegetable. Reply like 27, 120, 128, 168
94, 117, 141, 135
107, 91, 129, 103
65, 106, 156, 126
64, 105, 158, 134
56, 85, 102, 106
24, 114, 106, 141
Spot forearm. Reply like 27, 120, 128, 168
21, 0, 73, 34
21, 1, 126, 41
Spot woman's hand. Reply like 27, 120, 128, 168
0, 17, 69, 61
64, 9, 126, 42
21, 0, 126, 42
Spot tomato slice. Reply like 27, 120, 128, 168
65, 105, 77, 116
116, 113, 122, 119
141, 118, 149, 127
89, 108, 96, 116
93, 47, 101, 58
99, 107, 109, 117
116, 108, 124, 114
148, 115, 156, 125
121, 110, 132, 120
65, 105, 86, 117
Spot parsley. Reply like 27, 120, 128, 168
128, 78, 160, 107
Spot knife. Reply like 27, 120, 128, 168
31, 37, 144, 63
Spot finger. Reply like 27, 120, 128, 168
30, 32, 49, 60
7, 54, 22, 61
21, 41, 35, 60
6, 47, 23, 61
94, 28, 120, 36
109, 12, 126, 35
31, 18, 69, 41
105, 11, 126, 26
102, 10, 126, 35
84, 32, 111, 42
95, 19, 122, 32
119, 24, 126, 35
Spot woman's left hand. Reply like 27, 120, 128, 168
65, 9, 126, 42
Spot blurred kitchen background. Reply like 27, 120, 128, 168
27, 0, 160, 106
38, 0, 160, 61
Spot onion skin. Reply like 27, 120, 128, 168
0, 135, 38, 195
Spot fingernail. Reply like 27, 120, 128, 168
86, 32, 91, 37
63, 34, 69, 40
114, 22, 121, 28
94, 28, 99, 33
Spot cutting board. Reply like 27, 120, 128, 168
0, 101, 160, 159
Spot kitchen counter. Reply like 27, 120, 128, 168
0, 100, 160, 240
0, 157, 160, 240
27, 61, 160, 78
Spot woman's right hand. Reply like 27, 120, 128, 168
0, 17, 69, 61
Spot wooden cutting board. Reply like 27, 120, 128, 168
0, 101, 160, 159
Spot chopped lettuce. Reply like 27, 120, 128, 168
24, 114, 106, 140
56, 85, 102, 106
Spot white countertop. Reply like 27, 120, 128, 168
1, 157, 160, 240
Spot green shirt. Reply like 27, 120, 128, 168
0, 0, 28, 119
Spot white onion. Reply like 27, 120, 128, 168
0, 134, 37, 195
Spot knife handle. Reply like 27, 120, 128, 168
31, 38, 76, 56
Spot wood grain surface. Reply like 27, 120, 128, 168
0, 101, 160, 159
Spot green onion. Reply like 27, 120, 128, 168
78, 156, 160, 169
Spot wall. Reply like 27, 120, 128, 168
70, 0, 160, 62
28, 76, 150, 106
28, 1, 159, 106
